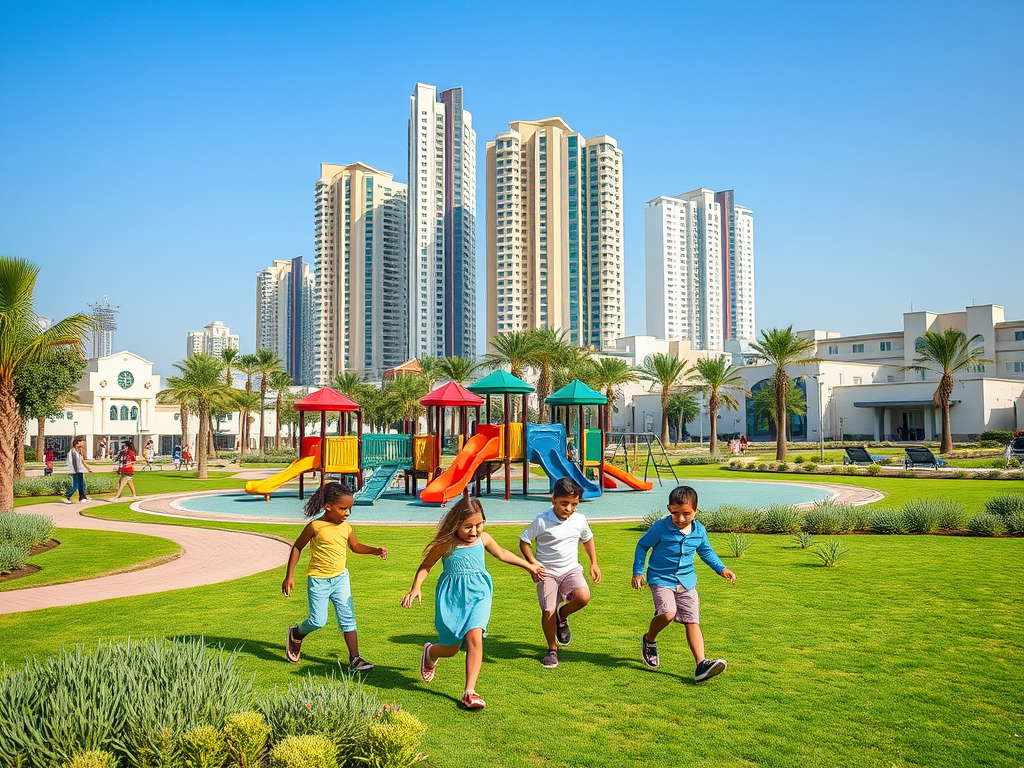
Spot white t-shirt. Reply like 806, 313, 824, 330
520, 508, 594, 577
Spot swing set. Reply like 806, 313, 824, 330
605, 432, 678, 486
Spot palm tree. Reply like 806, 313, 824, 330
221, 348, 239, 386
484, 331, 535, 381
636, 353, 688, 447
416, 357, 442, 392
751, 380, 807, 440
436, 356, 482, 386
224, 388, 261, 457
254, 349, 284, 452
902, 329, 988, 454
384, 374, 428, 431
590, 357, 639, 433
667, 393, 699, 444
159, 355, 228, 479
235, 353, 259, 456
750, 327, 820, 460
268, 370, 292, 450
527, 328, 573, 410
157, 381, 196, 454
0, 257, 91, 510
332, 372, 366, 400
686, 355, 749, 455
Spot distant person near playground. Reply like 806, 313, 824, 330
172, 444, 182, 470
282, 482, 388, 673
519, 477, 601, 668
43, 447, 55, 476
142, 440, 155, 470
110, 441, 138, 501
739, 434, 748, 454
181, 445, 193, 470
402, 494, 544, 710
62, 435, 92, 504
632, 485, 736, 683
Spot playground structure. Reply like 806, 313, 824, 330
604, 432, 678, 486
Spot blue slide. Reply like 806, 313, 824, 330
353, 465, 404, 506
525, 424, 601, 500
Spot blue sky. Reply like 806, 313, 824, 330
2, 0, 1021, 377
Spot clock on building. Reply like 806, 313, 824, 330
118, 371, 134, 389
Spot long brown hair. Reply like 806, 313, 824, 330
423, 495, 486, 556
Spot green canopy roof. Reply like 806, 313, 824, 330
545, 379, 606, 405
468, 369, 535, 395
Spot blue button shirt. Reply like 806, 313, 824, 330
632, 517, 725, 590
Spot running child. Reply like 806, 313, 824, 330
519, 477, 601, 668
401, 494, 544, 710
632, 485, 736, 682
110, 440, 138, 500
282, 482, 388, 672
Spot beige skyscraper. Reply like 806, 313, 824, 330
486, 118, 623, 350
313, 162, 408, 383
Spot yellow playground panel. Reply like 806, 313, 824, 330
413, 435, 438, 472
495, 422, 525, 460
323, 436, 359, 473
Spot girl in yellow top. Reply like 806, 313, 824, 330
282, 482, 388, 671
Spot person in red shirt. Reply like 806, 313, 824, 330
111, 440, 138, 500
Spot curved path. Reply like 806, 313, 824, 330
0, 500, 290, 616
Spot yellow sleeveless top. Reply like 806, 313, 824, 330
307, 520, 352, 578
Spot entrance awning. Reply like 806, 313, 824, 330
853, 400, 959, 408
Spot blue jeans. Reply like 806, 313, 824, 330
66, 473, 86, 501
298, 571, 356, 634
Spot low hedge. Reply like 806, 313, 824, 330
14, 475, 117, 498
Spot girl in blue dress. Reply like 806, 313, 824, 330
402, 495, 544, 709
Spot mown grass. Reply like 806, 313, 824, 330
0, 528, 182, 591
1, 517, 1021, 768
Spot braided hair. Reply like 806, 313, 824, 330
304, 481, 354, 518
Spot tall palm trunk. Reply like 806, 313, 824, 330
773, 370, 789, 460
179, 405, 189, 452
0, 388, 21, 511
14, 421, 26, 478
258, 380, 268, 451
197, 405, 210, 479
708, 393, 720, 455
660, 389, 670, 448
208, 414, 215, 458
938, 374, 954, 454
37, 417, 46, 459
604, 387, 614, 434
537, 366, 551, 416
274, 394, 282, 450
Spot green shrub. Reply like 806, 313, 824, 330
803, 462, 818, 472
870, 509, 907, 534
24, 446, 38, 463
0, 513, 55, 549
639, 510, 664, 531
270, 735, 337, 768
676, 454, 725, 466
63, 751, 119, 768
258, 673, 379, 763
757, 504, 804, 534
900, 499, 944, 533
813, 539, 850, 567
866, 463, 882, 475
698, 505, 759, 533
792, 531, 815, 549
1004, 510, 1024, 535
967, 513, 1007, 536
879, 456, 897, 466
952, 470, 969, 479
986, 470, 1003, 479
984, 494, 1024, 518
979, 430, 1013, 445
990, 459, 1007, 469
356, 709, 426, 768
756, 463, 769, 472
12, 475, 116, 499
724, 533, 751, 557
0, 541, 30, 574
794, 455, 805, 464
0, 638, 253, 768
844, 465, 859, 475
803, 502, 854, 534
180, 725, 227, 768
223, 712, 270, 768
775, 462, 789, 472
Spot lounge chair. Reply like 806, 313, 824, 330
843, 446, 884, 465
903, 446, 948, 470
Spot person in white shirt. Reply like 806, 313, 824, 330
519, 477, 602, 668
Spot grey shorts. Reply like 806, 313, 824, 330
537, 566, 589, 612
650, 584, 700, 624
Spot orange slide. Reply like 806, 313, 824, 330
600, 462, 653, 491
419, 429, 502, 505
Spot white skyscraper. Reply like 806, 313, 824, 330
408, 83, 476, 359
313, 162, 408, 383
257, 260, 291, 362
255, 257, 316, 385
186, 321, 240, 358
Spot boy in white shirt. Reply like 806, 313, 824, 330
519, 477, 601, 668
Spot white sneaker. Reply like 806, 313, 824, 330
79, 498, 91, 503
62, 498, 73, 505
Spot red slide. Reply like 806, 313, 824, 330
601, 462, 653, 491
420, 427, 502, 505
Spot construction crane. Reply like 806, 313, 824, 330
87, 296, 120, 359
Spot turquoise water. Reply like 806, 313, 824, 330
171, 479, 833, 524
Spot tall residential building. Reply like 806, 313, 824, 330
186, 321, 239, 358
313, 162, 408, 383
408, 83, 477, 359
645, 188, 755, 351
255, 258, 315, 385
486, 118, 623, 350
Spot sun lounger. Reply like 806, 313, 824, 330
903, 446, 948, 470
843, 446, 884, 465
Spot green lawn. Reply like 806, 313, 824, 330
1, 518, 1021, 768
14, 471, 245, 508
0, 527, 182, 591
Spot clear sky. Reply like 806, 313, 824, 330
2, 0, 1021, 377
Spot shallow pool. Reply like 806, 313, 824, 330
169, 478, 833, 524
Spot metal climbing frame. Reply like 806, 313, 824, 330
605, 433, 678, 486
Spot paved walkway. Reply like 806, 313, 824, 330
0, 501, 290, 616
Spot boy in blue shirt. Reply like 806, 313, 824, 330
632, 485, 736, 682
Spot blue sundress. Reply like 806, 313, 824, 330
434, 539, 494, 646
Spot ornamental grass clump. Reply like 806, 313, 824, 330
355, 709, 427, 768
802, 500, 854, 535
1003, 511, 1024, 535
270, 734, 338, 768
966, 513, 1007, 537
870, 509, 907, 535
640, 510, 664, 531
0, 638, 253, 768
0, 512, 54, 548
180, 725, 227, 768
223, 712, 270, 768
899, 499, 942, 533
698, 505, 759, 533
62, 751, 119, 768
258, 672, 379, 763
0, 541, 30, 574
931, 499, 969, 531
724, 533, 751, 558
984, 494, 1024, 518
813, 539, 850, 567
792, 531, 815, 549
757, 504, 804, 534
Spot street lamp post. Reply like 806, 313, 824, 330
811, 375, 824, 462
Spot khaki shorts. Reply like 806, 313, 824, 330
537, 566, 589, 612
650, 584, 700, 624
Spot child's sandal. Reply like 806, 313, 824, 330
461, 690, 486, 710
420, 643, 436, 682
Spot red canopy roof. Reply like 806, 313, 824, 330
419, 381, 484, 407
293, 387, 360, 412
